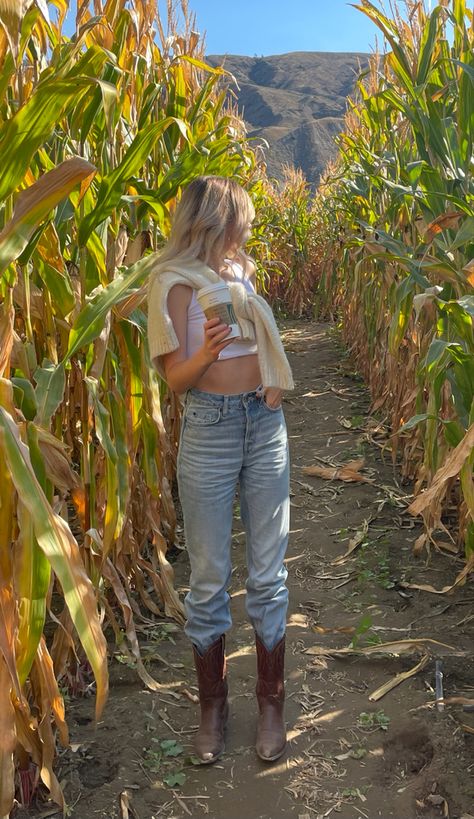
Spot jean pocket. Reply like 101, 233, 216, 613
262, 396, 282, 413
185, 402, 221, 426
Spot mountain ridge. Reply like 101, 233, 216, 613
207, 51, 371, 185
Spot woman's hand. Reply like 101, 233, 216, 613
200, 317, 234, 363
263, 387, 283, 409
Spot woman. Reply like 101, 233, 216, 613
147, 176, 292, 765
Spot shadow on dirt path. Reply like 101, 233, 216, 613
56, 321, 473, 819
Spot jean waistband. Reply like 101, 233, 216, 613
186, 385, 263, 408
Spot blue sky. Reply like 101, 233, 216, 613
171, 0, 381, 56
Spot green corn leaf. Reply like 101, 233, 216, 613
14, 424, 51, 685
0, 79, 93, 201
0, 404, 108, 718
417, 7, 442, 86
65, 254, 156, 360
34, 362, 66, 429
11, 378, 37, 421
78, 117, 190, 245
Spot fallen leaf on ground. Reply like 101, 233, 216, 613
369, 654, 430, 701
401, 553, 474, 594
313, 625, 356, 634
181, 687, 199, 704
305, 638, 458, 657
303, 458, 373, 484
332, 518, 370, 565
119, 791, 139, 819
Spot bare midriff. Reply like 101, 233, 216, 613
195, 353, 261, 395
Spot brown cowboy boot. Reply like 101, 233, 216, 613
255, 634, 286, 762
192, 636, 229, 764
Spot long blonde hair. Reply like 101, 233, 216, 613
156, 175, 255, 273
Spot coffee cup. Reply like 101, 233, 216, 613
196, 282, 241, 340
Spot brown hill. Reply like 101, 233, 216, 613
207, 51, 370, 185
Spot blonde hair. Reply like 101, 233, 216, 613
156, 175, 255, 274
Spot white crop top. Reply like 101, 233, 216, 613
186, 262, 258, 360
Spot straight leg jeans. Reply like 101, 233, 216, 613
177, 387, 290, 654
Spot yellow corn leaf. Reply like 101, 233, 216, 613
0, 0, 28, 60
409, 423, 474, 515
0, 157, 96, 274
0, 656, 15, 819
36, 222, 66, 272
0, 401, 108, 718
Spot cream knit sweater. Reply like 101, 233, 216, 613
147, 258, 294, 390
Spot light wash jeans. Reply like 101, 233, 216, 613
177, 386, 290, 654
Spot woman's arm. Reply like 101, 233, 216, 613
157, 284, 234, 394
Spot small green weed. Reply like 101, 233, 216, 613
342, 785, 370, 802
357, 710, 390, 731
355, 540, 395, 591
142, 739, 188, 787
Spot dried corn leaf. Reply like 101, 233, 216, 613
119, 790, 139, 819
101, 556, 165, 692
402, 553, 474, 594
332, 518, 370, 565
438, 696, 474, 707
413, 532, 428, 556
305, 638, 457, 657
409, 423, 474, 515
368, 653, 429, 701
303, 459, 373, 484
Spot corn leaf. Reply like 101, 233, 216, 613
0, 403, 108, 718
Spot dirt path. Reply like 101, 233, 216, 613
60, 321, 473, 819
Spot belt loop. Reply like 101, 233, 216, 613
223, 394, 229, 416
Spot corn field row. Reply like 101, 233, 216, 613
2, 0, 473, 813
316, 0, 474, 578
0, 0, 298, 812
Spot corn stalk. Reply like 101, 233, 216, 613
315, 0, 474, 565
0, 0, 261, 812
